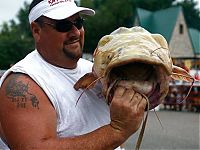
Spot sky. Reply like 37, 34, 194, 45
0, 0, 32, 24
0, 0, 199, 26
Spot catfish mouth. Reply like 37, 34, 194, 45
106, 62, 161, 109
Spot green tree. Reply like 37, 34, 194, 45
81, 0, 200, 54
134, 0, 176, 11
0, 0, 199, 68
81, 0, 179, 53
0, 2, 33, 69
81, 0, 134, 53
176, 0, 200, 30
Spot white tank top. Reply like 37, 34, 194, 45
0, 50, 123, 149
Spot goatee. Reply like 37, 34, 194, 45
63, 36, 83, 61
63, 47, 83, 61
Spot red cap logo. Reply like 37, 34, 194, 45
48, 0, 72, 6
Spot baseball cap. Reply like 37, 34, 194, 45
29, 0, 95, 24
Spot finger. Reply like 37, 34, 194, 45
132, 92, 143, 102
118, 80, 132, 89
113, 86, 126, 98
138, 96, 148, 111
123, 88, 135, 102
130, 92, 143, 106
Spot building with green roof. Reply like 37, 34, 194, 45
189, 28, 200, 58
134, 6, 199, 61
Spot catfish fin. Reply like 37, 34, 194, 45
74, 72, 98, 90
171, 65, 194, 82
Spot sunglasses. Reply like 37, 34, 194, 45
41, 17, 84, 33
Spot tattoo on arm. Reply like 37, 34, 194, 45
5, 74, 39, 109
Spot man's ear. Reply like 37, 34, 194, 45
31, 22, 42, 42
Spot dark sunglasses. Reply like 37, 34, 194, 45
41, 17, 84, 33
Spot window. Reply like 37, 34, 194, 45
179, 24, 183, 34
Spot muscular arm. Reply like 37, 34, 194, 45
0, 73, 146, 149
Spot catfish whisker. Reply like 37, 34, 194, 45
135, 94, 149, 150
171, 73, 195, 104
75, 76, 104, 106
153, 109, 164, 131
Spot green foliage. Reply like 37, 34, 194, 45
0, 0, 199, 69
134, 0, 176, 10
176, 0, 200, 30
81, 0, 200, 53
0, 2, 34, 69
81, 0, 134, 52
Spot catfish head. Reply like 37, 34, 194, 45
74, 26, 194, 110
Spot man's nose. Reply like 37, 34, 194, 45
68, 25, 81, 36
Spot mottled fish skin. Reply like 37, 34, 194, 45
74, 26, 193, 110
92, 27, 171, 110
73, 26, 195, 150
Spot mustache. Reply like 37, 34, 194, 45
64, 36, 80, 45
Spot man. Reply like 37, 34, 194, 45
0, 0, 147, 149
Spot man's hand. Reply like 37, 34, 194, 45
109, 86, 147, 139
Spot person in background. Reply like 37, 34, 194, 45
0, 0, 147, 149
180, 62, 189, 72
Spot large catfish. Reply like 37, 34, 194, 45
74, 26, 195, 149
74, 26, 194, 109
